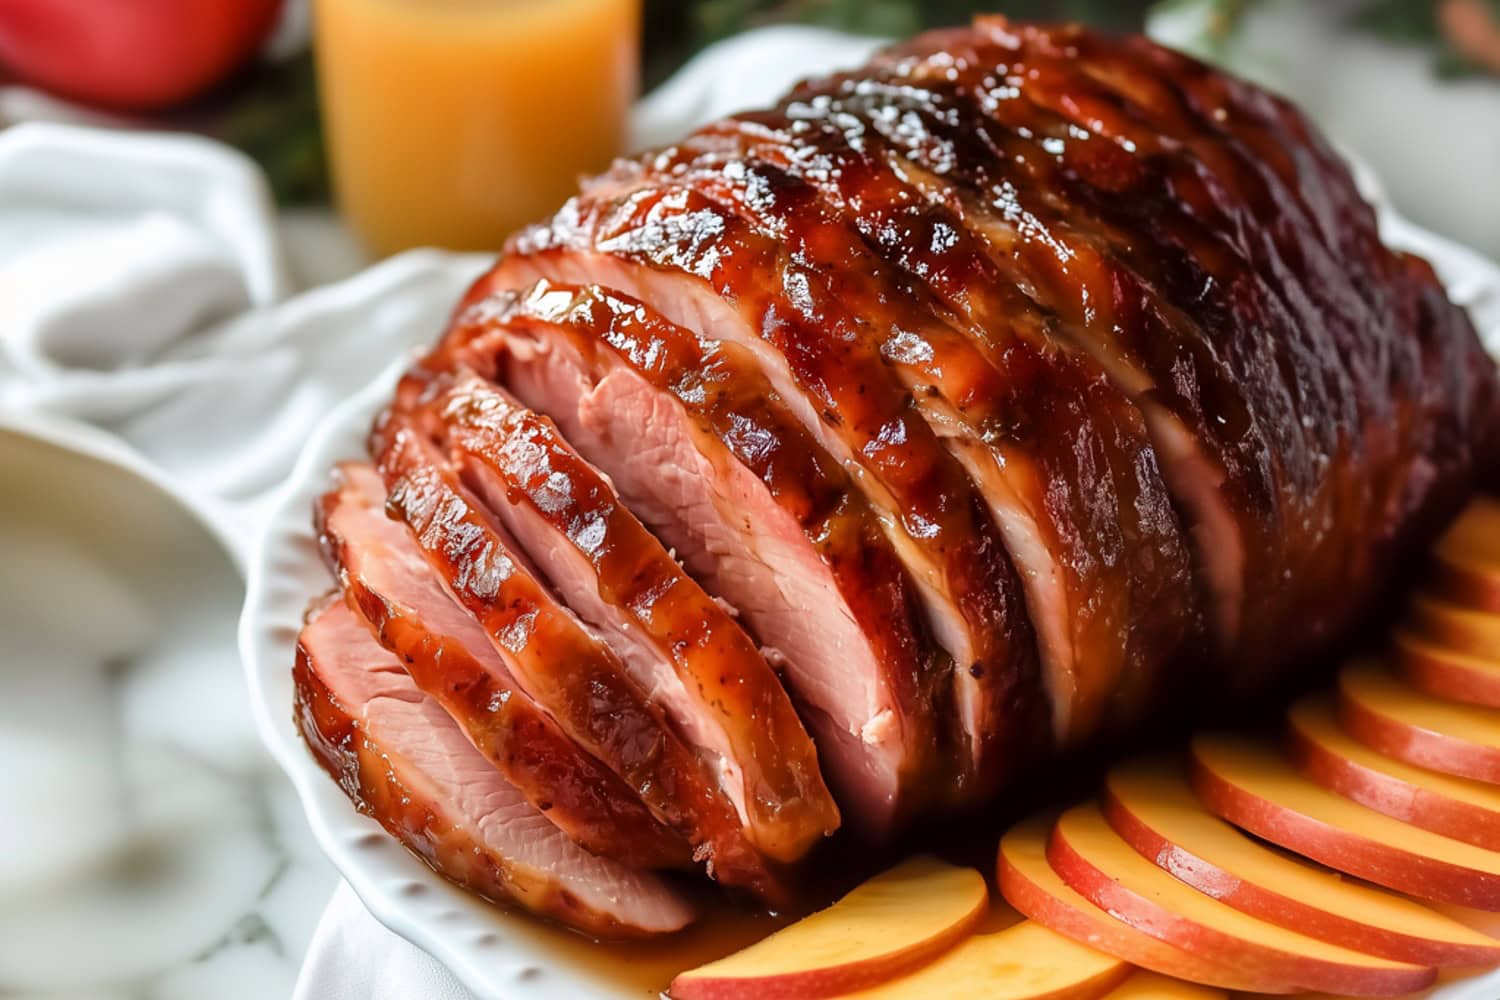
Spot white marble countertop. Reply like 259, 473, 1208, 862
0, 416, 339, 999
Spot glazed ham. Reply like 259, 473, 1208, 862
296, 18, 1500, 935
439, 282, 945, 834
315, 462, 689, 869
293, 598, 696, 937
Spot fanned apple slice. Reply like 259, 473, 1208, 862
1290, 696, 1500, 851
1103, 755, 1500, 967
668, 856, 986, 1000
840, 917, 1130, 999
1338, 660, 1500, 782
1395, 628, 1500, 708
1102, 971, 1226, 998
1429, 496, 1500, 613
1431, 902, 1500, 939
1047, 803, 1434, 997
1406, 595, 1500, 661
1191, 734, 1500, 909
997, 817, 1292, 994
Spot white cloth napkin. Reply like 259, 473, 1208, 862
0, 122, 489, 559
295, 883, 474, 1000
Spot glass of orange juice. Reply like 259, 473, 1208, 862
314, 0, 640, 257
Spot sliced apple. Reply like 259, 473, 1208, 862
1395, 627, 1500, 708
1429, 496, 1500, 613
668, 856, 986, 1000
1338, 659, 1500, 783
1191, 734, 1500, 910
1406, 594, 1500, 662
839, 916, 1130, 1000
1289, 695, 1500, 851
1101, 970, 1227, 998
1430, 902, 1500, 939
1047, 802, 1434, 996
997, 817, 1289, 994
1103, 754, 1500, 967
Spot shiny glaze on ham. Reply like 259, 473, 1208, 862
315, 462, 688, 868
371, 405, 785, 900
293, 599, 697, 937
618, 121, 1202, 742
500, 185, 1043, 797
297, 19, 1500, 930
438, 281, 945, 834
428, 370, 840, 861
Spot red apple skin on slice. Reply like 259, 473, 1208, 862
1338, 661, 1500, 783
1191, 734, 1500, 910
668, 856, 986, 1000
1429, 497, 1500, 614
1289, 696, 1500, 852
1103, 754, 1500, 967
1395, 628, 1500, 708
1046, 804, 1435, 997
998, 817, 1296, 994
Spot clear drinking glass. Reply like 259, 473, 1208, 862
313, 0, 640, 257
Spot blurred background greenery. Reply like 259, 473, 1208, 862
640, 0, 1158, 86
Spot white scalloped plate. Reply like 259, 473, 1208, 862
239, 30, 1500, 1000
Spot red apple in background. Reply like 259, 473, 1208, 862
0, 0, 284, 111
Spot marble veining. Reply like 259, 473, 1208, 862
0, 428, 336, 999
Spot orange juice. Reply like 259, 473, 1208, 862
314, 0, 639, 256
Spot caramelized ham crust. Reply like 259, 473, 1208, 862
293, 599, 697, 938
315, 462, 688, 869
371, 406, 784, 899
436, 281, 944, 834
492, 189, 1043, 796
427, 371, 840, 861
613, 126, 1202, 740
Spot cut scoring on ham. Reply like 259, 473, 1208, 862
293, 17, 1500, 937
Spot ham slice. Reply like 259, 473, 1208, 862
293, 598, 697, 938
371, 404, 785, 900
315, 461, 688, 869
437, 281, 945, 835
425, 371, 841, 862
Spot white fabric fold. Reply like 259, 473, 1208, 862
0, 122, 488, 555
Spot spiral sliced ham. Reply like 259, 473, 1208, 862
293, 599, 696, 937
296, 18, 1500, 934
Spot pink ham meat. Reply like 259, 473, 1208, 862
421, 370, 841, 862
370, 403, 786, 900
433, 280, 947, 835
293, 598, 696, 938
484, 200, 1045, 799
315, 461, 689, 869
